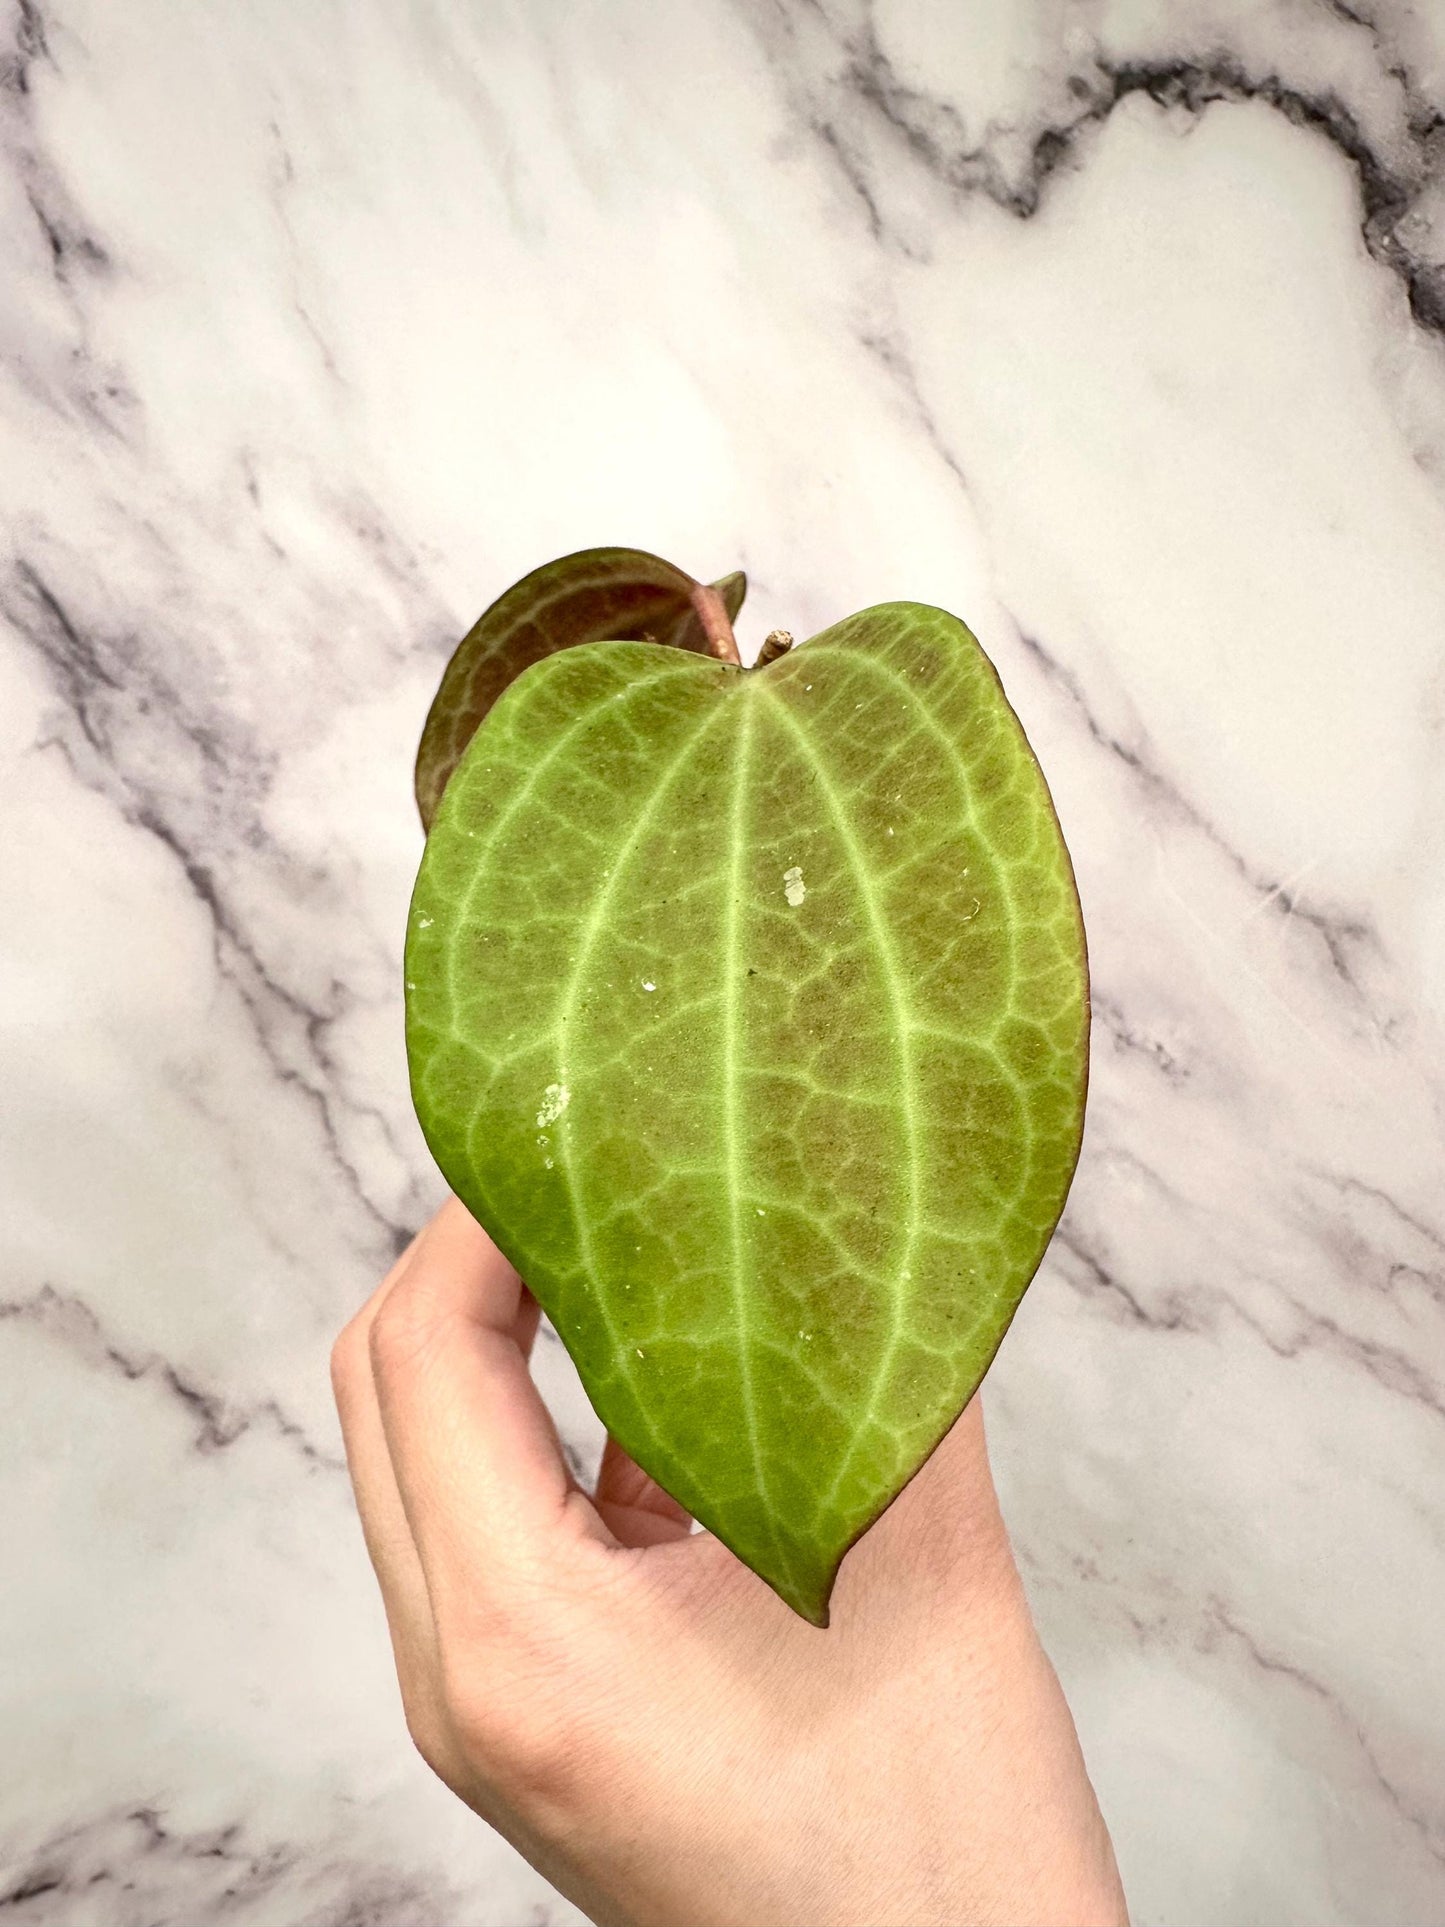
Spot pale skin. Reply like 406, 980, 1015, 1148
331, 1197, 1129, 1927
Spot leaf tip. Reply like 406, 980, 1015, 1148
712, 568, 747, 622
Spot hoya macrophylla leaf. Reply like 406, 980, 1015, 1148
405, 604, 1088, 1625
414, 546, 747, 828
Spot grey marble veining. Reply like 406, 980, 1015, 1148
2, 2, 1444, 1922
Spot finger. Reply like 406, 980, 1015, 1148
346, 1212, 544, 1605
594, 1434, 693, 1546
335, 1204, 553, 1779
332, 1221, 450, 1754
332, 1225, 431, 1619
368, 1195, 613, 1627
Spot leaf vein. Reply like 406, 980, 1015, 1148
762, 687, 924, 1522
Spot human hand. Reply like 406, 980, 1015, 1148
331, 1198, 1128, 1927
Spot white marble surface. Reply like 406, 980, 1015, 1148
2, 1, 1444, 1921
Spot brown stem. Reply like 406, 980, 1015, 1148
690, 583, 741, 665
757, 628, 794, 666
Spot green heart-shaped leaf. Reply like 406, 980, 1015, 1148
414, 546, 747, 828
406, 603, 1088, 1624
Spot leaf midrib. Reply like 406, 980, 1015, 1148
721, 698, 800, 1593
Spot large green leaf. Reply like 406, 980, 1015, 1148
405, 603, 1088, 1625
414, 547, 747, 827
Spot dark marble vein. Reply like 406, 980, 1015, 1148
4, 0, 47, 93
0, 1283, 345, 1469
134, 795, 416, 1256
855, 324, 972, 492
266, 118, 345, 385
1297, 1167, 1445, 1321
1203, 1599, 1445, 1863
1090, 990, 1190, 1084
793, 5, 1445, 340
1, 2, 138, 432
4, 560, 417, 1258
1311, 1166, 1445, 1261
1055, 1207, 1445, 1423
0, 1804, 455, 1925
811, 113, 885, 239
1041, 1549, 1445, 1866
1013, 626, 1382, 1003
1052, 1224, 1201, 1334
1234, 1286, 1445, 1424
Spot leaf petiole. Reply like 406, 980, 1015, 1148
688, 582, 742, 665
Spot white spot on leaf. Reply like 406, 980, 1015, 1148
641, 979, 656, 992
536, 1082, 570, 1128
783, 865, 806, 908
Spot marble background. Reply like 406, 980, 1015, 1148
2, 0, 1444, 1921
